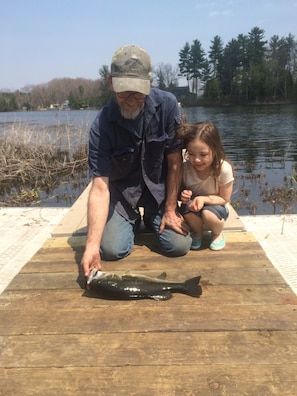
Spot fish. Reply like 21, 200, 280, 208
86, 269, 202, 300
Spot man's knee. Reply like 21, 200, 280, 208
100, 209, 135, 261
158, 232, 191, 257
100, 242, 132, 261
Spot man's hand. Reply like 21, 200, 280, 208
81, 245, 102, 277
159, 210, 189, 235
81, 176, 109, 277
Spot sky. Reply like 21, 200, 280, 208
1, 0, 297, 91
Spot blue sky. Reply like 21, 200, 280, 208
1, 0, 297, 91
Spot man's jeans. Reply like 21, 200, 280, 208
100, 206, 191, 261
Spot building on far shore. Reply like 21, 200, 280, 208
170, 86, 196, 104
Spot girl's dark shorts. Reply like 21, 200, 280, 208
180, 203, 229, 221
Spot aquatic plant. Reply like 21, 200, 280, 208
1, 122, 297, 214
0, 123, 89, 206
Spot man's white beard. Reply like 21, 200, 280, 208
120, 106, 143, 120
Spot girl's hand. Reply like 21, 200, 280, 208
189, 196, 205, 212
181, 189, 192, 204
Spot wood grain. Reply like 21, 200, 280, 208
1, 230, 297, 395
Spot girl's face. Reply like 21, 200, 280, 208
187, 138, 213, 173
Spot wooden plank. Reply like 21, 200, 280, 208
1, 284, 295, 310
26, 243, 267, 267
1, 304, 296, 335
20, 252, 272, 273
24, 249, 269, 273
2, 220, 297, 395
7, 267, 287, 292
51, 183, 91, 237
51, 182, 245, 237
22, 231, 264, 264
1, 284, 296, 312
1, 365, 297, 396
2, 331, 297, 367
34, 231, 256, 257
44, 230, 258, 250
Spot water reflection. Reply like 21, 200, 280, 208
183, 105, 297, 214
1, 106, 297, 214
183, 105, 297, 163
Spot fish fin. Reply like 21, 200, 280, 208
184, 276, 202, 297
149, 290, 172, 300
156, 272, 167, 280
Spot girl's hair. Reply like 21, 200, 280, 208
176, 121, 231, 178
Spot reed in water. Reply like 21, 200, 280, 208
0, 122, 88, 206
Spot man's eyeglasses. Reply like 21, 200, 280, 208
116, 91, 146, 100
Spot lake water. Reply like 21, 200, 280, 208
183, 105, 297, 215
0, 109, 95, 130
1, 105, 297, 215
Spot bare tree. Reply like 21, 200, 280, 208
153, 63, 179, 89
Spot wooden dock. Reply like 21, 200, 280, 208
51, 182, 246, 237
1, 186, 297, 395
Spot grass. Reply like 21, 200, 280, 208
0, 122, 88, 206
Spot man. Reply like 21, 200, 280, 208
81, 44, 191, 277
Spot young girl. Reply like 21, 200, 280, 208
177, 121, 234, 251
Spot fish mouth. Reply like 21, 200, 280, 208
86, 269, 103, 285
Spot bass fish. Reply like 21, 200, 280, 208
86, 269, 202, 300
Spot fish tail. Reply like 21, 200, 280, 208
184, 276, 202, 297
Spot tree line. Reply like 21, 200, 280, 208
179, 27, 297, 104
1, 26, 296, 111
0, 77, 110, 112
